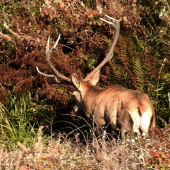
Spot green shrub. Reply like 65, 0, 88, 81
0, 92, 54, 150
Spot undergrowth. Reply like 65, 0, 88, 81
0, 125, 170, 170
0, 92, 55, 150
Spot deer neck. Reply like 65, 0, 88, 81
79, 81, 102, 117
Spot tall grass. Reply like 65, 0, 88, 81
0, 92, 54, 150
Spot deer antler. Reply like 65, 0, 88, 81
36, 15, 121, 83
83, 15, 121, 81
36, 34, 71, 83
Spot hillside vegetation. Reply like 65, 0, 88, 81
0, 0, 170, 169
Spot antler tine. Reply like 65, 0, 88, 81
36, 66, 56, 78
36, 66, 61, 83
83, 15, 121, 81
104, 15, 121, 22
46, 34, 61, 57
36, 34, 72, 84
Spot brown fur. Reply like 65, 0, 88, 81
72, 72, 155, 140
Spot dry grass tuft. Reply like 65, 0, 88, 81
0, 126, 170, 169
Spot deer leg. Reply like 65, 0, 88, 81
95, 125, 105, 137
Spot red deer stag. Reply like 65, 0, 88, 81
36, 15, 155, 140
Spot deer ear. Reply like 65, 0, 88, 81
71, 74, 81, 90
90, 69, 100, 85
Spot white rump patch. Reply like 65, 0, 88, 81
140, 112, 150, 134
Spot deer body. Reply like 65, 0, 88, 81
72, 75, 155, 140
36, 15, 155, 140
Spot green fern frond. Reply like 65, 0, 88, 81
133, 58, 144, 92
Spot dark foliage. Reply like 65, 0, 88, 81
0, 0, 169, 131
